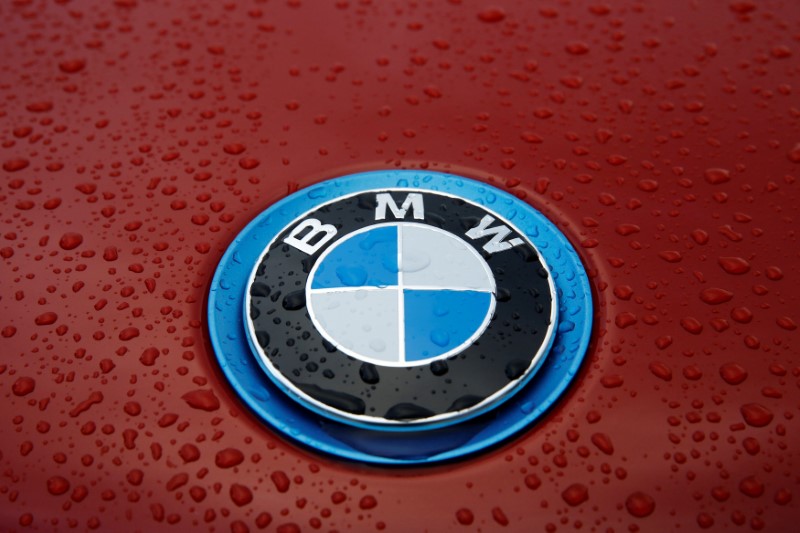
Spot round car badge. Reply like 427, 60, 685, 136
209, 171, 593, 465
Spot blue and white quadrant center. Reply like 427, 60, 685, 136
306, 223, 496, 367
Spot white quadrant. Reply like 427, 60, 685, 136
308, 288, 400, 363
400, 224, 494, 291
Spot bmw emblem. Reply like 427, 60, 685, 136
209, 171, 592, 464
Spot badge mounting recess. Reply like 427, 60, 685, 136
208, 170, 592, 465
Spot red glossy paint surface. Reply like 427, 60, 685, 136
2, 0, 798, 531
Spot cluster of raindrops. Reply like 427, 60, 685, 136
1, 0, 797, 530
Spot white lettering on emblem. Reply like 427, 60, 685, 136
375, 193, 424, 221
284, 218, 338, 255
465, 215, 524, 254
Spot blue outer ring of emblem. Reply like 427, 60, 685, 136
208, 170, 593, 465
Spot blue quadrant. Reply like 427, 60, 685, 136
403, 290, 493, 362
311, 226, 398, 289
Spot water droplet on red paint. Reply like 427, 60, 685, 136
638, 179, 659, 192
680, 317, 703, 335
359, 495, 377, 510
720, 363, 748, 385
561, 483, 589, 506
600, 374, 623, 388
492, 507, 509, 526
122, 428, 138, 449
683, 365, 703, 380
704, 168, 730, 184
35, 312, 58, 326
423, 86, 442, 98
12, 377, 36, 396
271, 470, 291, 492
731, 307, 753, 323
659, 251, 682, 263
739, 476, 765, 497
742, 437, 760, 455
691, 229, 709, 245
103, 247, 118, 261
769, 45, 792, 59
215, 448, 244, 468
696, 512, 714, 529
740, 404, 773, 427
616, 224, 640, 236
477, 7, 506, 23
182, 389, 220, 411
256, 513, 273, 528
166, 473, 188, 491
719, 256, 750, 274
47, 476, 71, 496
230, 483, 253, 506
788, 142, 800, 163
223, 144, 246, 155
711, 487, 730, 502
68, 391, 104, 417
525, 474, 542, 490
561, 75, 583, 89
565, 42, 590, 55
26, 101, 53, 113
615, 312, 637, 328
239, 158, 260, 169
455, 508, 474, 525
774, 488, 792, 505
649, 361, 672, 381
765, 266, 783, 280
520, 132, 543, 144
118, 327, 140, 340
625, 491, 655, 517
178, 444, 200, 463
700, 288, 733, 305
139, 347, 160, 366
730, 1, 756, 14
590, 433, 614, 455
123, 401, 141, 417
59, 59, 86, 73
3, 158, 29, 172
59, 232, 83, 250
652, 333, 672, 349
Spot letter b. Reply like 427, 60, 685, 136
283, 218, 337, 255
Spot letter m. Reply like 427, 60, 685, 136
375, 193, 424, 221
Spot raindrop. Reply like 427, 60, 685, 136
12, 377, 35, 396
719, 363, 747, 385
477, 7, 506, 23
271, 470, 291, 493
740, 404, 773, 427
215, 448, 244, 468
562, 483, 589, 506
625, 491, 655, 518
182, 389, 220, 411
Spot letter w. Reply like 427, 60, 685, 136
465, 215, 524, 254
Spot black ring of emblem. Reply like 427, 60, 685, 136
245, 190, 555, 426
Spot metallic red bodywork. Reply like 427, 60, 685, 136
1, 0, 798, 530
